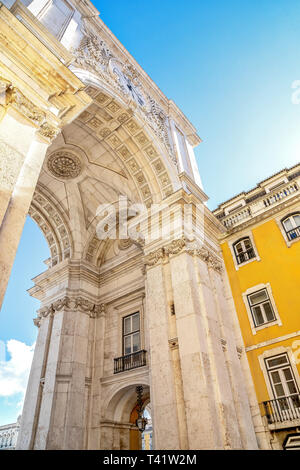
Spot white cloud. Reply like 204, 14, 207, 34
0, 340, 35, 403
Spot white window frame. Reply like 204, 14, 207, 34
275, 207, 300, 248
242, 283, 281, 335
115, 294, 145, 359
265, 353, 299, 398
123, 312, 141, 356
229, 230, 260, 271
259, 347, 300, 402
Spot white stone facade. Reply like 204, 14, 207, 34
0, 0, 269, 450
0, 417, 21, 450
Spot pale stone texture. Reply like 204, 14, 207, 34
0, 2, 265, 450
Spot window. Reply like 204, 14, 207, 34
282, 213, 300, 241
265, 354, 300, 414
233, 237, 256, 265
247, 289, 276, 327
37, 0, 74, 40
123, 312, 140, 355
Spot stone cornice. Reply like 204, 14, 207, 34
78, 8, 200, 144
143, 237, 223, 273
218, 192, 300, 239
0, 5, 92, 130
34, 295, 106, 327
1, 78, 60, 142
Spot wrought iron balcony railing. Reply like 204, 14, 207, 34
286, 225, 300, 241
262, 394, 300, 426
114, 350, 147, 374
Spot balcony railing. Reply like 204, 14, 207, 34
218, 182, 299, 230
114, 350, 147, 374
286, 225, 300, 241
263, 183, 298, 207
262, 394, 300, 426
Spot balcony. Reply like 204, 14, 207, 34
261, 394, 300, 430
217, 181, 299, 231
286, 225, 300, 241
114, 350, 147, 374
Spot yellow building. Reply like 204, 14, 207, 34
214, 163, 300, 450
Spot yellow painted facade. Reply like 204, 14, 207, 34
214, 164, 300, 449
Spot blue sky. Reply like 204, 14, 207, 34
1, 0, 300, 424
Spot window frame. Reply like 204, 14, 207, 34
242, 283, 281, 335
233, 236, 256, 266
247, 288, 276, 328
265, 353, 299, 399
281, 212, 300, 244
259, 347, 300, 404
122, 312, 141, 356
229, 231, 260, 271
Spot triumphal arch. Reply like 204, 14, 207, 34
0, 0, 267, 450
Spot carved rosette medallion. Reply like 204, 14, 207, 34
47, 152, 82, 180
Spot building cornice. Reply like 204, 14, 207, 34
143, 236, 223, 273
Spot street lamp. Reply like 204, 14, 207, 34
135, 386, 148, 433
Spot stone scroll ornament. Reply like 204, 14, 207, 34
72, 34, 177, 166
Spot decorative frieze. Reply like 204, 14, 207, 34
0, 76, 60, 140
143, 237, 223, 273
38, 122, 60, 141
143, 248, 165, 267
33, 296, 106, 326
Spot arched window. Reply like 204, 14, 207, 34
233, 237, 255, 265
282, 213, 300, 241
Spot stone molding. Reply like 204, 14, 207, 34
0, 77, 59, 141
33, 295, 106, 327
143, 237, 223, 273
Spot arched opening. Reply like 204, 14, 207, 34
104, 384, 151, 450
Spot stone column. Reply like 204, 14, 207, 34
87, 305, 106, 450
16, 312, 52, 450
168, 243, 257, 449
17, 293, 102, 450
143, 235, 259, 450
144, 255, 183, 450
0, 134, 50, 309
